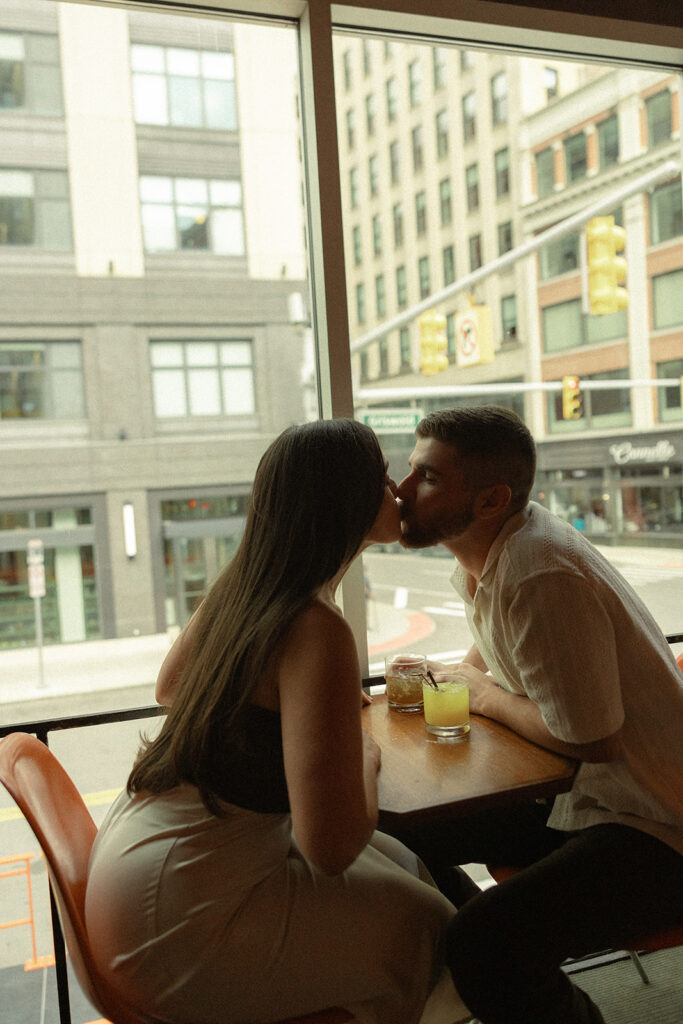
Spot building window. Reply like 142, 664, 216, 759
399, 326, 411, 369
372, 214, 382, 256
650, 179, 683, 244
646, 89, 672, 148
491, 71, 508, 125
446, 313, 456, 361
657, 357, 683, 422
345, 108, 355, 149
393, 202, 404, 246
368, 155, 379, 197
356, 283, 366, 324
342, 49, 352, 90
139, 176, 244, 254
386, 76, 398, 121
653, 269, 683, 330
408, 59, 422, 106
542, 298, 626, 353
501, 294, 517, 343
494, 147, 510, 198
544, 66, 558, 102
418, 255, 431, 299
460, 49, 475, 72
465, 163, 479, 211
0, 169, 72, 249
435, 110, 449, 158
0, 341, 85, 420
384, 41, 395, 61
469, 233, 482, 271
378, 337, 389, 375
365, 93, 376, 135
0, 30, 63, 114
412, 125, 424, 172
442, 244, 455, 286
359, 350, 369, 383
389, 140, 400, 185
362, 38, 372, 76
150, 340, 254, 417
352, 224, 362, 265
415, 191, 427, 236
131, 43, 237, 130
433, 47, 447, 89
375, 274, 386, 318
462, 91, 476, 142
497, 221, 513, 255
535, 146, 555, 198
564, 132, 587, 183
439, 178, 452, 226
598, 114, 619, 169
350, 167, 359, 208
396, 264, 407, 307
539, 232, 580, 279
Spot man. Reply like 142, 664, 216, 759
393, 406, 683, 1024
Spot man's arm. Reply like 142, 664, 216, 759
445, 663, 622, 763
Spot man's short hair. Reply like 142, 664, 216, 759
416, 406, 536, 512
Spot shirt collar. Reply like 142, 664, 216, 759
449, 503, 532, 600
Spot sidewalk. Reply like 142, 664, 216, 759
0, 600, 428, 717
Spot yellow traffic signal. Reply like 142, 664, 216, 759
419, 310, 448, 375
585, 216, 628, 316
562, 375, 583, 419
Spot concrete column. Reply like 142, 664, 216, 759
53, 509, 86, 643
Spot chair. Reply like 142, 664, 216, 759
0, 733, 354, 1024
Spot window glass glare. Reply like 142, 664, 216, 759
140, 176, 173, 203
167, 47, 200, 75
131, 43, 164, 72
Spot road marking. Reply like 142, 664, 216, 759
0, 788, 122, 823
423, 606, 467, 617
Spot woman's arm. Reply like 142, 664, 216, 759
278, 602, 380, 875
155, 606, 202, 705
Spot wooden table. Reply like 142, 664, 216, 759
362, 694, 577, 828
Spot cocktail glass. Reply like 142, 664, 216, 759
384, 653, 426, 712
423, 677, 469, 739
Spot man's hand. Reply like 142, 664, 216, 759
432, 663, 498, 716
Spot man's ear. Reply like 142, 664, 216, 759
475, 484, 512, 519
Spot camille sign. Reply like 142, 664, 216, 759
609, 439, 677, 465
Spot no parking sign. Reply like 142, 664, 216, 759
455, 305, 494, 367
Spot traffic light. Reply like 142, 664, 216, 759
585, 215, 628, 316
562, 375, 583, 419
419, 310, 448, 375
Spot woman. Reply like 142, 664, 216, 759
85, 420, 464, 1024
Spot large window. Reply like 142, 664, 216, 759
0, 30, 62, 114
539, 232, 579, 279
139, 175, 244, 254
597, 114, 619, 169
653, 269, 683, 330
0, 342, 85, 419
150, 340, 254, 418
564, 131, 587, 183
658, 357, 683, 422
0, 169, 71, 249
131, 43, 236, 129
535, 146, 554, 198
650, 179, 683, 245
646, 89, 672, 148
542, 299, 627, 353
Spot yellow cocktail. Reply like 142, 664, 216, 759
422, 680, 469, 739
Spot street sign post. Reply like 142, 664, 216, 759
27, 539, 46, 689
360, 409, 423, 434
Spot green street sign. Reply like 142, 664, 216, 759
360, 409, 422, 434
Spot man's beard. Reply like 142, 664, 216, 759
399, 503, 476, 549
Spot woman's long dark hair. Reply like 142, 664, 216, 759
128, 419, 386, 811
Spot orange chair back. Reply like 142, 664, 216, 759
0, 732, 162, 1024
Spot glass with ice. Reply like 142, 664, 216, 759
384, 653, 426, 712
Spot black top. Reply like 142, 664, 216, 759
209, 704, 290, 814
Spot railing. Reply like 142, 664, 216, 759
0, 640, 681, 1024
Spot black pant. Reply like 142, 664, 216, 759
386, 805, 683, 1024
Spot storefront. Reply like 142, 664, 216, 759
536, 429, 683, 546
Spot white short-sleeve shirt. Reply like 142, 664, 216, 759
450, 502, 683, 854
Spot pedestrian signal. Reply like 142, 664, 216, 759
562, 375, 582, 420
585, 216, 628, 316
419, 310, 448, 375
